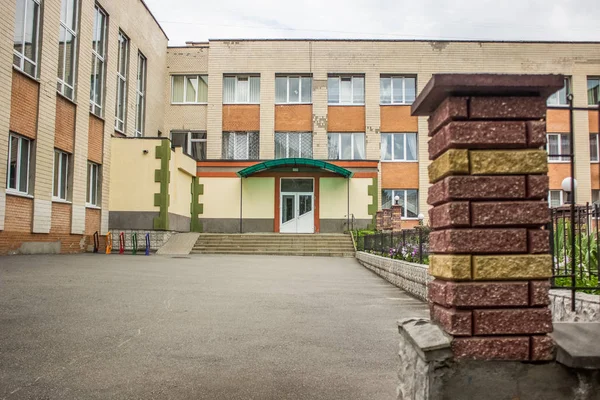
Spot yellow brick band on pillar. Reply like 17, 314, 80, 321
428, 149, 470, 184
429, 255, 472, 280
469, 149, 548, 175
472, 254, 553, 280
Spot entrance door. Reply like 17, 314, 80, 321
280, 179, 314, 233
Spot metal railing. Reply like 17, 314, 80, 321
356, 228, 430, 265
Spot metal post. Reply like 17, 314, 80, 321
239, 178, 243, 233
568, 94, 576, 311
419, 228, 423, 264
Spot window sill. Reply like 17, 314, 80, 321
548, 160, 571, 164
380, 103, 414, 106
52, 198, 72, 204
56, 91, 77, 106
275, 102, 313, 106
12, 66, 40, 83
6, 190, 33, 199
547, 104, 570, 108
89, 110, 105, 121
222, 103, 260, 106
591, 161, 599, 164
171, 102, 208, 105
86, 204, 101, 210
380, 160, 418, 163
327, 103, 365, 107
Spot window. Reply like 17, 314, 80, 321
547, 77, 570, 106
381, 133, 417, 161
593, 190, 600, 205
86, 162, 100, 206
57, 0, 79, 99
547, 134, 570, 162
327, 133, 365, 160
275, 132, 313, 159
549, 190, 564, 208
135, 53, 146, 137
275, 76, 312, 104
114, 31, 129, 132
13, 0, 41, 77
591, 134, 599, 162
89, 5, 107, 116
171, 75, 208, 104
7, 133, 31, 194
381, 190, 419, 218
223, 76, 259, 104
380, 76, 416, 105
328, 75, 364, 105
222, 132, 259, 160
53, 149, 70, 200
588, 78, 600, 106
170, 131, 207, 161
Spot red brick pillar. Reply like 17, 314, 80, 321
391, 205, 403, 232
376, 211, 383, 231
412, 74, 564, 361
383, 209, 392, 231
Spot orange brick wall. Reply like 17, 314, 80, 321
85, 208, 101, 235
0, 232, 88, 255
591, 165, 600, 190
222, 105, 260, 131
9, 70, 39, 139
50, 202, 72, 234
380, 106, 419, 132
547, 109, 570, 133
4, 195, 33, 232
590, 111, 599, 134
327, 106, 365, 132
549, 163, 570, 190
88, 114, 104, 164
55, 96, 76, 152
381, 162, 419, 189
275, 105, 312, 132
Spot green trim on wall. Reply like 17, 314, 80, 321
190, 177, 204, 233
367, 177, 378, 230
153, 140, 171, 230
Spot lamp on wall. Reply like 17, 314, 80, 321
561, 177, 577, 204
394, 195, 400, 205
418, 213, 425, 226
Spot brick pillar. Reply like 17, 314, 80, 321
412, 74, 564, 362
391, 205, 403, 232
376, 211, 383, 231
383, 209, 392, 231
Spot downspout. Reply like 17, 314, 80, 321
240, 178, 243, 233
347, 178, 350, 233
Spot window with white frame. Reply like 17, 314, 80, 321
53, 149, 70, 200
135, 52, 146, 137
170, 131, 207, 161
380, 76, 416, 105
593, 190, 600, 205
13, 0, 41, 78
327, 133, 365, 160
328, 75, 364, 105
223, 76, 260, 104
86, 162, 100, 206
57, 0, 79, 99
222, 132, 259, 160
549, 190, 563, 208
381, 133, 418, 161
381, 189, 419, 218
547, 134, 570, 162
547, 77, 571, 106
114, 31, 129, 132
171, 75, 208, 104
89, 5, 107, 117
589, 78, 600, 106
275, 132, 312, 159
590, 134, 599, 162
7, 133, 32, 194
275, 76, 312, 104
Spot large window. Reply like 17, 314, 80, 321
57, 0, 79, 99
327, 133, 365, 160
547, 134, 570, 162
114, 31, 129, 132
589, 78, 600, 106
13, 0, 41, 78
547, 77, 570, 106
328, 75, 364, 105
135, 52, 147, 137
7, 133, 31, 194
591, 134, 598, 162
593, 190, 600, 205
86, 162, 100, 206
90, 5, 107, 116
380, 76, 416, 105
171, 75, 208, 104
53, 149, 70, 200
222, 132, 259, 160
549, 190, 564, 208
275, 76, 312, 104
382, 189, 419, 218
381, 133, 417, 161
171, 131, 207, 161
275, 132, 312, 159
223, 76, 260, 104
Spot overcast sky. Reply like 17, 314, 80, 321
143, 0, 599, 46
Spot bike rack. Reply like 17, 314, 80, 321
106, 232, 113, 254
93, 231, 99, 253
119, 232, 125, 254
145, 233, 150, 256
131, 232, 137, 255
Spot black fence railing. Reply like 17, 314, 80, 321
356, 228, 430, 264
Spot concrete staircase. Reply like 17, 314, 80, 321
191, 233, 355, 257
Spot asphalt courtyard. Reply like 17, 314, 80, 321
0, 254, 428, 400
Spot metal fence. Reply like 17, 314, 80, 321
356, 228, 430, 265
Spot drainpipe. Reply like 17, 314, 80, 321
240, 178, 243, 233
347, 178, 350, 233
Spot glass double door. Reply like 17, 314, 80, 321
280, 179, 314, 234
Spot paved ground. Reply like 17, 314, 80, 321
0, 254, 428, 400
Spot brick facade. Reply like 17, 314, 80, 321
55, 96, 76, 153
9, 70, 38, 140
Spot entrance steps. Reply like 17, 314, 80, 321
191, 233, 355, 257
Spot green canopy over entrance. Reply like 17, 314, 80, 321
237, 158, 354, 178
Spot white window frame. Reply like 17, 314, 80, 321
547, 77, 571, 107
327, 133, 365, 160
6, 133, 31, 195
548, 190, 564, 208
590, 133, 599, 163
547, 133, 570, 163
275, 132, 313, 159
222, 132, 259, 160
170, 131, 207, 160
382, 189, 419, 219
170, 75, 208, 104
328, 75, 365, 105
86, 162, 100, 207
52, 149, 70, 201
275, 75, 312, 104
380, 76, 416, 105
593, 189, 600, 205
89, 5, 107, 117
135, 52, 146, 137
114, 30, 129, 133
223, 75, 260, 104
57, 0, 79, 100
380, 133, 418, 162
13, 0, 41, 78
588, 77, 600, 107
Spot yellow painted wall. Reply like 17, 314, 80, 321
200, 177, 242, 218
320, 178, 348, 219
242, 178, 275, 218
169, 147, 196, 218
109, 139, 161, 212
349, 178, 372, 219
